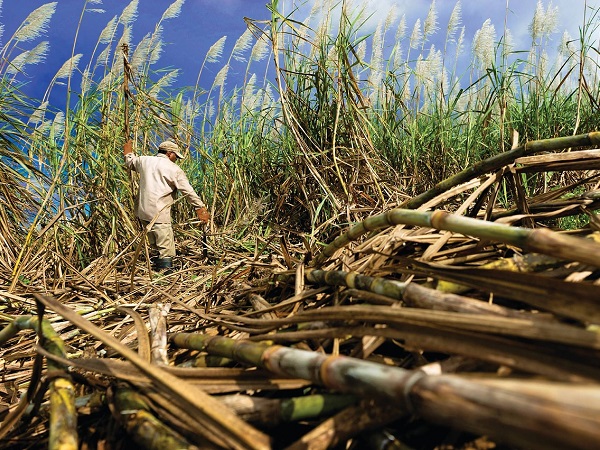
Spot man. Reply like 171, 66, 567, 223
123, 139, 210, 271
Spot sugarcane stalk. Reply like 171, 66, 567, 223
306, 267, 557, 321
170, 333, 600, 449
251, 322, 600, 382
165, 333, 408, 398
411, 375, 600, 450
305, 268, 580, 322
311, 207, 600, 268
48, 377, 77, 450
149, 302, 170, 365
280, 393, 356, 422
202, 223, 208, 259
0, 315, 77, 450
219, 393, 356, 425
401, 131, 600, 210
112, 386, 199, 450
218, 395, 281, 425
122, 43, 131, 140
305, 268, 406, 299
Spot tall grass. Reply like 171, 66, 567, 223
1, 0, 600, 278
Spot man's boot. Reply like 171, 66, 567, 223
153, 257, 173, 274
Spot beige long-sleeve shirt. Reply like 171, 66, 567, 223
125, 153, 205, 223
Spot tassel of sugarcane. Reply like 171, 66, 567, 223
169, 332, 600, 449
402, 131, 600, 210
0, 316, 78, 450
111, 385, 198, 450
311, 208, 600, 268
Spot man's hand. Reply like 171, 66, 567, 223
123, 140, 133, 155
196, 207, 210, 223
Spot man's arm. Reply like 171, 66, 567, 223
175, 171, 210, 224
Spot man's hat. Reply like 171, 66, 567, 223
158, 141, 185, 159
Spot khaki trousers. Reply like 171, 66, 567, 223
142, 221, 176, 258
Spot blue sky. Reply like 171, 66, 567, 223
4, 0, 600, 105
3, 0, 272, 102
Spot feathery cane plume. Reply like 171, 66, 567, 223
161, 0, 185, 21
119, 0, 138, 26
250, 36, 269, 62
6, 41, 49, 75
13, 2, 57, 43
212, 63, 229, 88
149, 69, 179, 97
472, 18, 496, 69
29, 101, 49, 125
384, 4, 398, 33
232, 28, 253, 63
395, 14, 406, 41
54, 54, 83, 80
409, 18, 423, 50
423, 0, 439, 39
447, 1, 462, 42
99, 15, 118, 44
206, 36, 227, 63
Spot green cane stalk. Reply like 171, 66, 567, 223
0, 315, 77, 450
312, 208, 600, 268
169, 332, 600, 449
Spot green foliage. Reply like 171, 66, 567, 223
558, 213, 590, 231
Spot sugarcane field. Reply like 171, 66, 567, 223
3, 0, 600, 449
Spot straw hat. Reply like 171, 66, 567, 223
158, 141, 185, 159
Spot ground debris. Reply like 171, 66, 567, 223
3, 135, 600, 449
